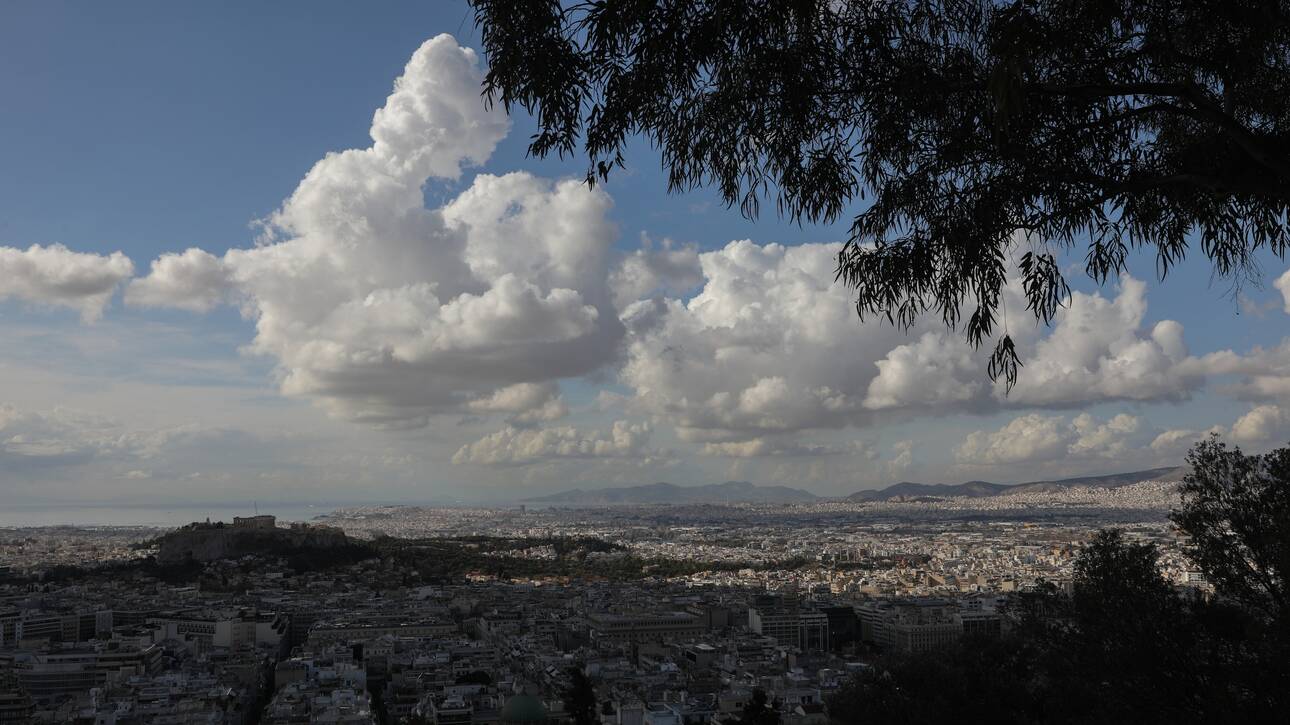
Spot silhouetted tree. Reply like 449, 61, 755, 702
562, 666, 598, 725
471, 0, 1290, 386
827, 634, 1042, 724
1172, 436, 1289, 621
1034, 530, 1202, 723
1171, 436, 1290, 715
829, 516, 1290, 724
739, 688, 780, 725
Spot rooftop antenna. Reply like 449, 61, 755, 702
254, 501, 259, 516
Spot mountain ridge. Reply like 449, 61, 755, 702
846, 466, 1187, 502
521, 466, 1187, 506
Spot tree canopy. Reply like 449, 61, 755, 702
738, 688, 781, 725
562, 666, 599, 725
1172, 436, 1290, 623
471, 0, 1290, 386
825, 438, 1290, 723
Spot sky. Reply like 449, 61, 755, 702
2, 1, 1290, 506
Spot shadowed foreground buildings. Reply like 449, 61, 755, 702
748, 597, 829, 652
857, 599, 1003, 653
3, 450, 1284, 725
0, 671, 33, 723
0, 516, 1022, 723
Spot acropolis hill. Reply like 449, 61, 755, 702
155, 515, 353, 564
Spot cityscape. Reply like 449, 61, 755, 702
0, 474, 1207, 723
3, 1, 1290, 722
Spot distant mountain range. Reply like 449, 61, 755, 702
521, 466, 1187, 506
523, 480, 820, 505
845, 466, 1187, 502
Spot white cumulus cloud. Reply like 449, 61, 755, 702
466, 382, 569, 425
609, 235, 703, 308
126, 248, 230, 312
956, 412, 1145, 466
618, 236, 1223, 447
129, 35, 622, 427
867, 276, 1209, 412
620, 240, 909, 443
864, 331, 986, 410
956, 414, 1071, 465
1230, 404, 1290, 445
0, 243, 133, 322
1202, 339, 1290, 402
1275, 268, 1290, 314
115, 33, 1284, 464
1151, 428, 1199, 452
700, 437, 872, 458
1008, 280, 1200, 405
452, 420, 657, 466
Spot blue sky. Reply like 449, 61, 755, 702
0, 1, 837, 263
2, 1, 1289, 505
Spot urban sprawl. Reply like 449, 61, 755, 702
0, 479, 1206, 723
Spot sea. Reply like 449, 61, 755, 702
0, 502, 346, 529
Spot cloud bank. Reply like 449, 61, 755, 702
14, 32, 1286, 485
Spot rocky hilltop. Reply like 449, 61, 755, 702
156, 515, 353, 564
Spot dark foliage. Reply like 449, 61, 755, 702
38, 534, 750, 592
472, 0, 1290, 386
828, 636, 1038, 724
562, 666, 598, 725
738, 688, 781, 725
1170, 436, 1290, 714
1172, 435, 1289, 620
827, 440, 1290, 723
282, 543, 375, 573
1022, 532, 1218, 723
830, 528, 1284, 723
456, 670, 493, 686
371, 535, 802, 582
23, 557, 206, 587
